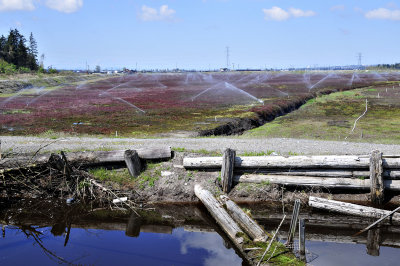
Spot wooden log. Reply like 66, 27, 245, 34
124, 150, 142, 177
299, 219, 306, 257
219, 195, 268, 242
383, 170, 400, 180
354, 206, 400, 236
184, 155, 371, 169
234, 174, 400, 191
221, 149, 235, 193
0, 147, 171, 169
194, 184, 245, 247
308, 196, 400, 221
366, 228, 381, 256
370, 150, 384, 205
48, 153, 64, 171
60, 151, 72, 178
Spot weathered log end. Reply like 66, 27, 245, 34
124, 150, 142, 177
370, 150, 384, 205
221, 148, 236, 193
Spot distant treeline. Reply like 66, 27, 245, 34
0, 28, 39, 74
372, 63, 400, 70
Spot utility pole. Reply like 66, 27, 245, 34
226, 46, 230, 69
357, 53, 362, 67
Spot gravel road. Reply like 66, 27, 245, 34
1, 136, 400, 155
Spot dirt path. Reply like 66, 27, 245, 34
2, 135, 400, 155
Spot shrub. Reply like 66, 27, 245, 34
48, 66, 58, 74
18, 66, 31, 73
0, 59, 17, 74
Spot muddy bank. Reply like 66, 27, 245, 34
2, 151, 400, 206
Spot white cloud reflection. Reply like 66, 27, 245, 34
174, 229, 242, 266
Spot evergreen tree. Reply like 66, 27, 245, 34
16, 34, 28, 68
0, 35, 5, 60
0, 29, 40, 71
28, 32, 38, 70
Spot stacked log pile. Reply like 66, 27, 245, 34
184, 149, 400, 204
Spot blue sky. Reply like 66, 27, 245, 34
0, 0, 399, 70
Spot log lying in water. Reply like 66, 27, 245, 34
194, 184, 245, 247
219, 195, 268, 242
184, 155, 400, 170
309, 196, 400, 221
0, 147, 172, 169
234, 174, 400, 191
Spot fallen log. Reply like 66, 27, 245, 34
227, 169, 400, 180
194, 184, 245, 247
184, 155, 400, 170
219, 195, 268, 242
184, 155, 370, 169
309, 196, 400, 221
0, 147, 171, 169
233, 174, 400, 191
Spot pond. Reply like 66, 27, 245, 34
0, 225, 242, 265
1, 201, 399, 265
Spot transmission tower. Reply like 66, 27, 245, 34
357, 53, 362, 67
226, 46, 230, 69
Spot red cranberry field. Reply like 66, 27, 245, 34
1, 71, 399, 136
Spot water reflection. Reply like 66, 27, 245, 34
174, 229, 242, 266
0, 225, 242, 265
2, 202, 400, 265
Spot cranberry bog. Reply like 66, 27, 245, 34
1, 71, 399, 137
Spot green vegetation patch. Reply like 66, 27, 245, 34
244, 84, 400, 144
245, 240, 305, 265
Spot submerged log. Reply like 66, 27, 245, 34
219, 195, 268, 242
309, 196, 400, 221
0, 147, 171, 169
194, 184, 245, 247
234, 174, 400, 191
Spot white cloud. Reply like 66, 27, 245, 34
45, 0, 83, 13
0, 0, 35, 11
365, 7, 400, 21
262, 6, 290, 21
262, 6, 315, 21
139, 5, 176, 22
288, 8, 315, 18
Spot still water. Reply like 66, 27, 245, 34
1, 202, 400, 266
0, 225, 242, 265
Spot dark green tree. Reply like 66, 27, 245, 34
0, 35, 6, 60
27, 32, 38, 70
16, 34, 28, 68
